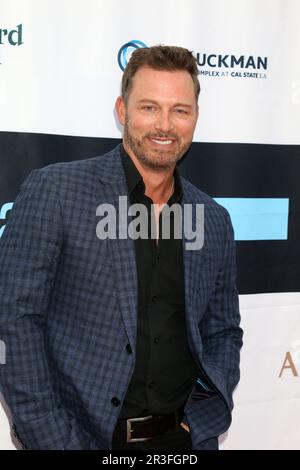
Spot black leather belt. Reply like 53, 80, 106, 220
113, 408, 184, 443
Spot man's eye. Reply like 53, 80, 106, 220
175, 108, 187, 114
143, 106, 156, 111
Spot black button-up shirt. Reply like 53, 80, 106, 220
119, 145, 198, 418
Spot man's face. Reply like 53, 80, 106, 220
116, 66, 199, 170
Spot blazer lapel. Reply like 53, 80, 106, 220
95, 146, 138, 349
181, 186, 207, 360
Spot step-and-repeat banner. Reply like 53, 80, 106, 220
0, 0, 299, 449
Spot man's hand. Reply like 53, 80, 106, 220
180, 422, 190, 433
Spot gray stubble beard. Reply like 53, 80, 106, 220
123, 115, 191, 170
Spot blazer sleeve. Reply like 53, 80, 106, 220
199, 209, 243, 407
0, 169, 86, 449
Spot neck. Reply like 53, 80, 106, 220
123, 141, 175, 205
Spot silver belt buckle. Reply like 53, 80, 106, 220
126, 415, 153, 443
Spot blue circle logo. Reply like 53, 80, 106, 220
118, 40, 147, 71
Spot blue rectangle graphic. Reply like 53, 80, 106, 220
214, 198, 289, 241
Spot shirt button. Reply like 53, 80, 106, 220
126, 344, 132, 354
156, 253, 161, 260
148, 382, 154, 389
111, 397, 120, 407
154, 337, 159, 344
151, 295, 157, 303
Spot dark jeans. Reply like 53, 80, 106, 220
112, 425, 193, 450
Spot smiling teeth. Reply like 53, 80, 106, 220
152, 139, 172, 145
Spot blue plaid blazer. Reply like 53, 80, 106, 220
0, 144, 242, 450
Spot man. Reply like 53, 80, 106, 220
0, 46, 243, 450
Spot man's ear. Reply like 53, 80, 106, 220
115, 96, 126, 126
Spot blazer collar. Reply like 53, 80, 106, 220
94, 143, 126, 185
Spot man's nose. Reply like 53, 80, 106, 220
154, 110, 174, 133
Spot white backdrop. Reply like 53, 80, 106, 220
0, 0, 300, 449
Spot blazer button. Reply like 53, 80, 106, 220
126, 344, 132, 354
111, 397, 120, 407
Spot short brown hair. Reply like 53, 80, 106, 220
121, 45, 200, 103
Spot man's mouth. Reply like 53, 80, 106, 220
148, 137, 176, 146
